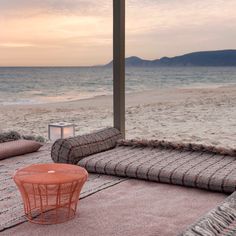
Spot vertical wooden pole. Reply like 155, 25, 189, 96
113, 0, 125, 138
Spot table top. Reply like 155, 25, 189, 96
14, 163, 88, 184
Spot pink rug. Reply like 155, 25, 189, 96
2, 179, 227, 236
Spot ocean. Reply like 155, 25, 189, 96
0, 66, 236, 105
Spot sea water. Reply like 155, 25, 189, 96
0, 66, 236, 105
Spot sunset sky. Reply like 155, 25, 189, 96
1, 0, 236, 66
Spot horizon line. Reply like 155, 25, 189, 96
1, 48, 235, 67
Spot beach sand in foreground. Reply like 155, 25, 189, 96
0, 86, 235, 148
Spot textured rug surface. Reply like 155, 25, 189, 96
78, 145, 236, 193
0, 144, 126, 232
1, 179, 226, 236
180, 191, 236, 236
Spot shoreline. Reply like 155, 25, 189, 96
1, 83, 235, 107
0, 86, 236, 149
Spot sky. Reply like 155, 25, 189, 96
0, 0, 236, 66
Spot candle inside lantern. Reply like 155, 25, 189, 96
48, 122, 75, 141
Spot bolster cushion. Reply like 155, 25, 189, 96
51, 127, 122, 164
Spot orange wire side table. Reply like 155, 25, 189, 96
14, 163, 88, 224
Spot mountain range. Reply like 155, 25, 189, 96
105, 49, 236, 67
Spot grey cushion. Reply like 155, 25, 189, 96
0, 131, 21, 143
51, 127, 122, 164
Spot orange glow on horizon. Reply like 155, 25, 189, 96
1, 0, 236, 66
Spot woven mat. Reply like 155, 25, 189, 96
0, 144, 126, 232
78, 145, 236, 193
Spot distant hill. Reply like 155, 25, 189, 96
105, 50, 236, 67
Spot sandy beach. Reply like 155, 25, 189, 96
0, 85, 235, 149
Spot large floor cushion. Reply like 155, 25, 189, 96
51, 127, 122, 164
0, 140, 43, 160
78, 145, 236, 193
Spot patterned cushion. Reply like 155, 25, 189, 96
51, 127, 122, 164
78, 145, 236, 193
0, 140, 43, 160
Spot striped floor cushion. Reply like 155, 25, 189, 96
78, 145, 236, 193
